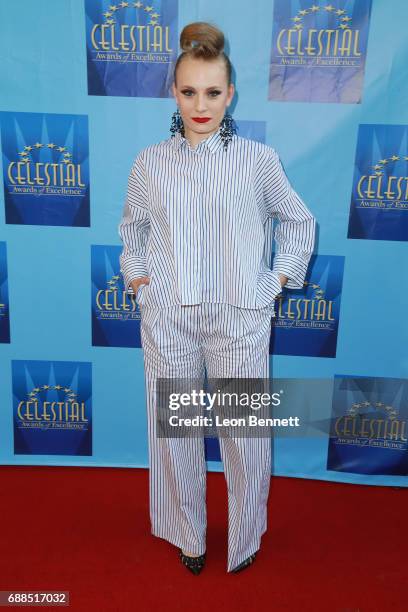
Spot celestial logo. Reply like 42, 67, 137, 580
92, 245, 142, 348
85, 0, 178, 97
270, 255, 344, 357
0, 111, 90, 226
348, 124, 408, 241
327, 376, 408, 475
12, 360, 92, 455
269, 1, 373, 103
0, 242, 10, 343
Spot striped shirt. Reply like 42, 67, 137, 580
118, 125, 316, 315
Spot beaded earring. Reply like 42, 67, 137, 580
170, 108, 185, 138
219, 111, 237, 150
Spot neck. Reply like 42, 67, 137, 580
184, 125, 218, 148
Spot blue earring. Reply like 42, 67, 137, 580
219, 111, 237, 150
170, 108, 185, 137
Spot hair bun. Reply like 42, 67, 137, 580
180, 22, 224, 58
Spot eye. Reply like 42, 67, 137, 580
209, 90, 222, 97
181, 89, 193, 96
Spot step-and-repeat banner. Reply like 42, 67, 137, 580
1, 0, 407, 487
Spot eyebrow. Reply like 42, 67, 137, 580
179, 85, 223, 90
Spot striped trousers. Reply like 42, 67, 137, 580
139, 302, 273, 572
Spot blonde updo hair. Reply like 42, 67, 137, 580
174, 21, 233, 86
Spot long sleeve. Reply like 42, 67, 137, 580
262, 147, 316, 290
118, 151, 150, 293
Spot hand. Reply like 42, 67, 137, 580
130, 276, 150, 297
278, 274, 288, 288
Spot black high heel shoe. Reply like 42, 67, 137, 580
179, 548, 206, 575
231, 551, 257, 573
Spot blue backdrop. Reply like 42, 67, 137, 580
0, 0, 407, 487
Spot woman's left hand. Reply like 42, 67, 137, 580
278, 274, 288, 288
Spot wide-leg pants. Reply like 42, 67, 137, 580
139, 302, 274, 572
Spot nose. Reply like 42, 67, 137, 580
195, 93, 208, 113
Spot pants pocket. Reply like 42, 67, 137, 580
136, 282, 149, 306
140, 306, 162, 337
238, 305, 274, 335
255, 269, 281, 308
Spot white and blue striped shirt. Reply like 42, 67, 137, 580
118, 125, 316, 315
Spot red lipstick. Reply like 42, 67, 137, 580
192, 117, 211, 123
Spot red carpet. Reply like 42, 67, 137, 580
0, 466, 406, 611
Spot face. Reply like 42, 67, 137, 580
172, 56, 235, 144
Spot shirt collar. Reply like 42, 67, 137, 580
171, 125, 225, 154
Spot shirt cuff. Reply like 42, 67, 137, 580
120, 257, 148, 294
272, 253, 308, 290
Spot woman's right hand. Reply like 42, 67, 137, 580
130, 276, 150, 301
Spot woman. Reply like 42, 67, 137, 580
118, 21, 316, 575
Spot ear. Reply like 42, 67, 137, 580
171, 82, 178, 103
227, 83, 235, 106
